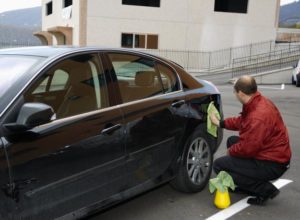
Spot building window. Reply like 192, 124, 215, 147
46, 1, 53, 16
147, 35, 159, 49
135, 35, 146, 48
122, 0, 160, 7
63, 0, 73, 8
214, 0, 248, 14
121, 34, 134, 48
121, 33, 158, 49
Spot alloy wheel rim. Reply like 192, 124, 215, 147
186, 137, 211, 185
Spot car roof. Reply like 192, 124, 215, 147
0, 46, 170, 62
0, 46, 187, 73
0, 46, 78, 57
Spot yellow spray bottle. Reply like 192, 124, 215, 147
209, 171, 235, 209
214, 189, 231, 209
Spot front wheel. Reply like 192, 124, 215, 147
170, 127, 213, 193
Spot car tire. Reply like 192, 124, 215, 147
170, 126, 213, 193
292, 76, 296, 85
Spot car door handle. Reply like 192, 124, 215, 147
171, 100, 186, 108
101, 124, 122, 135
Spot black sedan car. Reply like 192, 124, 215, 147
0, 47, 223, 219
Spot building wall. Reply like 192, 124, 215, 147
277, 28, 300, 42
85, 0, 279, 51
193, 0, 279, 51
42, 0, 279, 51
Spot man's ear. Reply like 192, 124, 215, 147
237, 90, 246, 97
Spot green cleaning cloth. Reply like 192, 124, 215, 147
207, 102, 221, 138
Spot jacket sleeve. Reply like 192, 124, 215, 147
224, 116, 241, 131
228, 118, 266, 158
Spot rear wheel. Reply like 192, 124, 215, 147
171, 127, 213, 193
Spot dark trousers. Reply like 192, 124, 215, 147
213, 136, 289, 198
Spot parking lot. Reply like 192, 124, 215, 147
90, 84, 300, 220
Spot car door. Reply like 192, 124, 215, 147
0, 138, 16, 220
1, 53, 126, 219
106, 52, 188, 187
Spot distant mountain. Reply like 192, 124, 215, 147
0, 7, 42, 47
279, 1, 300, 28
0, 7, 41, 28
0, 24, 42, 46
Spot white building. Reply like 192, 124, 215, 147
35, 0, 281, 51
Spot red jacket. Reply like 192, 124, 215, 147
225, 92, 291, 163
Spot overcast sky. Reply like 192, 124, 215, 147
0, 0, 299, 13
281, 0, 300, 5
0, 0, 41, 13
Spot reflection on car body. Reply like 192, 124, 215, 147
0, 47, 223, 219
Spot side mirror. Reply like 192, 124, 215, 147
4, 103, 54, 133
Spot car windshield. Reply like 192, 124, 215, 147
0, 55, 44, 114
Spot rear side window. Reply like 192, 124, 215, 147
156, 63, 179, 93
108, 53, 164, 103
24, 54, 109, 119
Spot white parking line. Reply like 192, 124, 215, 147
205, 179, 293, 220
258, 84, 285, 90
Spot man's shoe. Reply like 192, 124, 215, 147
247, 189, 280, 206
247, 196, 267, 206
269, 188, 280, 199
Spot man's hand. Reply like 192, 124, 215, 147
209, 112, 220, 127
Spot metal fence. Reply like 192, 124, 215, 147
141, 40, 300, 72
1, 39, 300, 73
232, 47, 300, 78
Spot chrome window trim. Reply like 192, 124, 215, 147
33, 89, 184, 129
116, 90, 184, 108
22, 90, 185, 133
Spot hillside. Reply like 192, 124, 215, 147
279, 1, 300, 28
0, 25, 41, 46
0, 7, 42, 46
0, 7, 41, 27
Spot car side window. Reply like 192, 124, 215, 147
108, 53, 164, 103
49, 69, 69, 91
156, 63, 179, 93
33, 70, 69, 94
24, 54, 109, 119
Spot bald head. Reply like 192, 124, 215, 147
234, 75, 257, 95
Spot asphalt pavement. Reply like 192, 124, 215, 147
90, 84, 300, 220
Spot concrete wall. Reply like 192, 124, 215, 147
230, 67, 293, 84
191, 0, 279, 51
86, 0, 279, 50
252, 67, 293, 84
277, 28, 300, 42
42, 0, 279, 50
